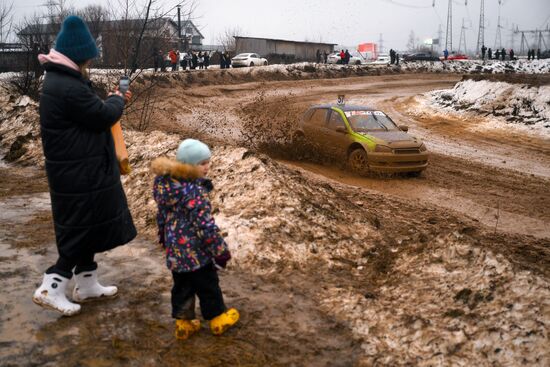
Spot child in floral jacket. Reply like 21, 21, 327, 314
151, 139, 239, 340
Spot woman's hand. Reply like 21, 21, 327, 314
109, 89, 132, 103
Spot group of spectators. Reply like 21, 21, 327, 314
481, 45, 543, 61
153, 48, 232, 72
527, 49, 542, 60
389, 49, 400, 65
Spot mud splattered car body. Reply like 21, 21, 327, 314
297, 104, 428, 174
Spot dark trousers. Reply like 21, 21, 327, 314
171, 263, 226, 320
46, 251, 97, 279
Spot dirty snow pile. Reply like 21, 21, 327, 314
120, 129, 382, 270
411, 79, 550, 137
400, 59, 550, 74
321, 232, 550, 366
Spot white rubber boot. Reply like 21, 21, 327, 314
72, 270, 118, 302
32, 273, 81, 316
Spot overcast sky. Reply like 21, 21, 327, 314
10, 0, 550, 51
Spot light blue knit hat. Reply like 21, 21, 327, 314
176, 139, 211, 165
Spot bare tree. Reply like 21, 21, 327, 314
77, 5, 109, 39
217, 26, 243, 52
0, 0, 14, 43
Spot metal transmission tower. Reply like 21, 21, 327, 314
476, 0, 485, 54
494, 0, 503, 49
445, 0, 453, 51
514, 27, 550, 54
437, 24, 443, 53
458, 18, 467, 54
378, 33, 384, 54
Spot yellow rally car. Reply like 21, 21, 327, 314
296, 102, 428, 175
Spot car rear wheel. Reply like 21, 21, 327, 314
348, 148, 369, 175
264, 61, 268, 66
249, 62, 254, 67
355, 60, 361, 65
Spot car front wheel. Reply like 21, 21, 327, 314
348, 149, 369, 175
249, 62, 254, 67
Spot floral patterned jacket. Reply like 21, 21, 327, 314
151, 157, 229, 273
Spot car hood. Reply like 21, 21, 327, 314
360, 131, 422, 146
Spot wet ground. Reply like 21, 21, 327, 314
1, 71, 549, 366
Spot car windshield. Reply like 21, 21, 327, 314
345, 111, 399, 131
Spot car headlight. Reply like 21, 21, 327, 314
375, 145, 392, 153
419, 143, 427, 152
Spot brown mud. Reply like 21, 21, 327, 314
1, 70, 549, 366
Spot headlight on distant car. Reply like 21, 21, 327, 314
375, 145, 392, 153
419, 143, 427, 152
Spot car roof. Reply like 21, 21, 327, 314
309, 104, 378, 112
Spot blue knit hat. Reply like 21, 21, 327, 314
54, 15, 98, 63
176, 139, 211, 165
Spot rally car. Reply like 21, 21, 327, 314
295, 102, 428, 175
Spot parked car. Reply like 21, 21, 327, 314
295, 103, 428, 175
368, 54, 391, 65
327, 52, 364, 65
440, 53, 469, 61
231, 53, 268, 67
403, 52, 440, 62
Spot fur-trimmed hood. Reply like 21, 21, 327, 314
150, 157, 202, 180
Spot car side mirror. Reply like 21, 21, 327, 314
399, 125, 409, 132
336, 127, 347, 133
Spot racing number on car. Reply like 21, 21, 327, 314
337, 95, 345, 105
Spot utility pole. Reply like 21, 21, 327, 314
494, 0, 502, 49
177, 5, 182, 50
378, 33, 384, 54
476, 0, 485, 55
445, 0, 452, 52
458, 18, 467, 54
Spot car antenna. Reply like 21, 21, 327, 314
337, 94, 346, 106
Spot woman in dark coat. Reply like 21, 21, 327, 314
32, 15, 137, 316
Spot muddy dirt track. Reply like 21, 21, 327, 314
1, 71, 549, 366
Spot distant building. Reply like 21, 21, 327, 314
234, 36, 336, 63
16, 18, 204, 68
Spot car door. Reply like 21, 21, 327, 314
303, 108, 329, 148
321, 109, 351, 160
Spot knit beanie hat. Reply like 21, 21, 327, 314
54, 15, 98, 64
176, 139, 211, 165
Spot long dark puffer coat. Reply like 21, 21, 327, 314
39, 62, 137, 260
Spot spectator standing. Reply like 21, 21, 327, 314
224, 52, 232, 68
443, 49, 449, 60
344, 49, 351, 65
501, 48, 506, 61
316, 49, 321, 63
395, 53, 400, 65
481, 45, 487, 60
488, 48, 492, 60
389, 49, 395, 64
495, 49, 500, 60
323, 50, 328, 63
509, 49, 515, 60
537, 49, 541, 60
192, 51, 198, 69
339, 49, 345, 64
198, 51, 204, 69
169, 48, 179, 71
204, 52, 210, 69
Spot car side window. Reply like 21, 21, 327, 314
308, 109, 328, 126
327, 111, 346, 131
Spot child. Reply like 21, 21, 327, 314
151, 139, 239, 340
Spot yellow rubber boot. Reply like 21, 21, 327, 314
210, 308, 240, 335
174, 319, 201, 340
